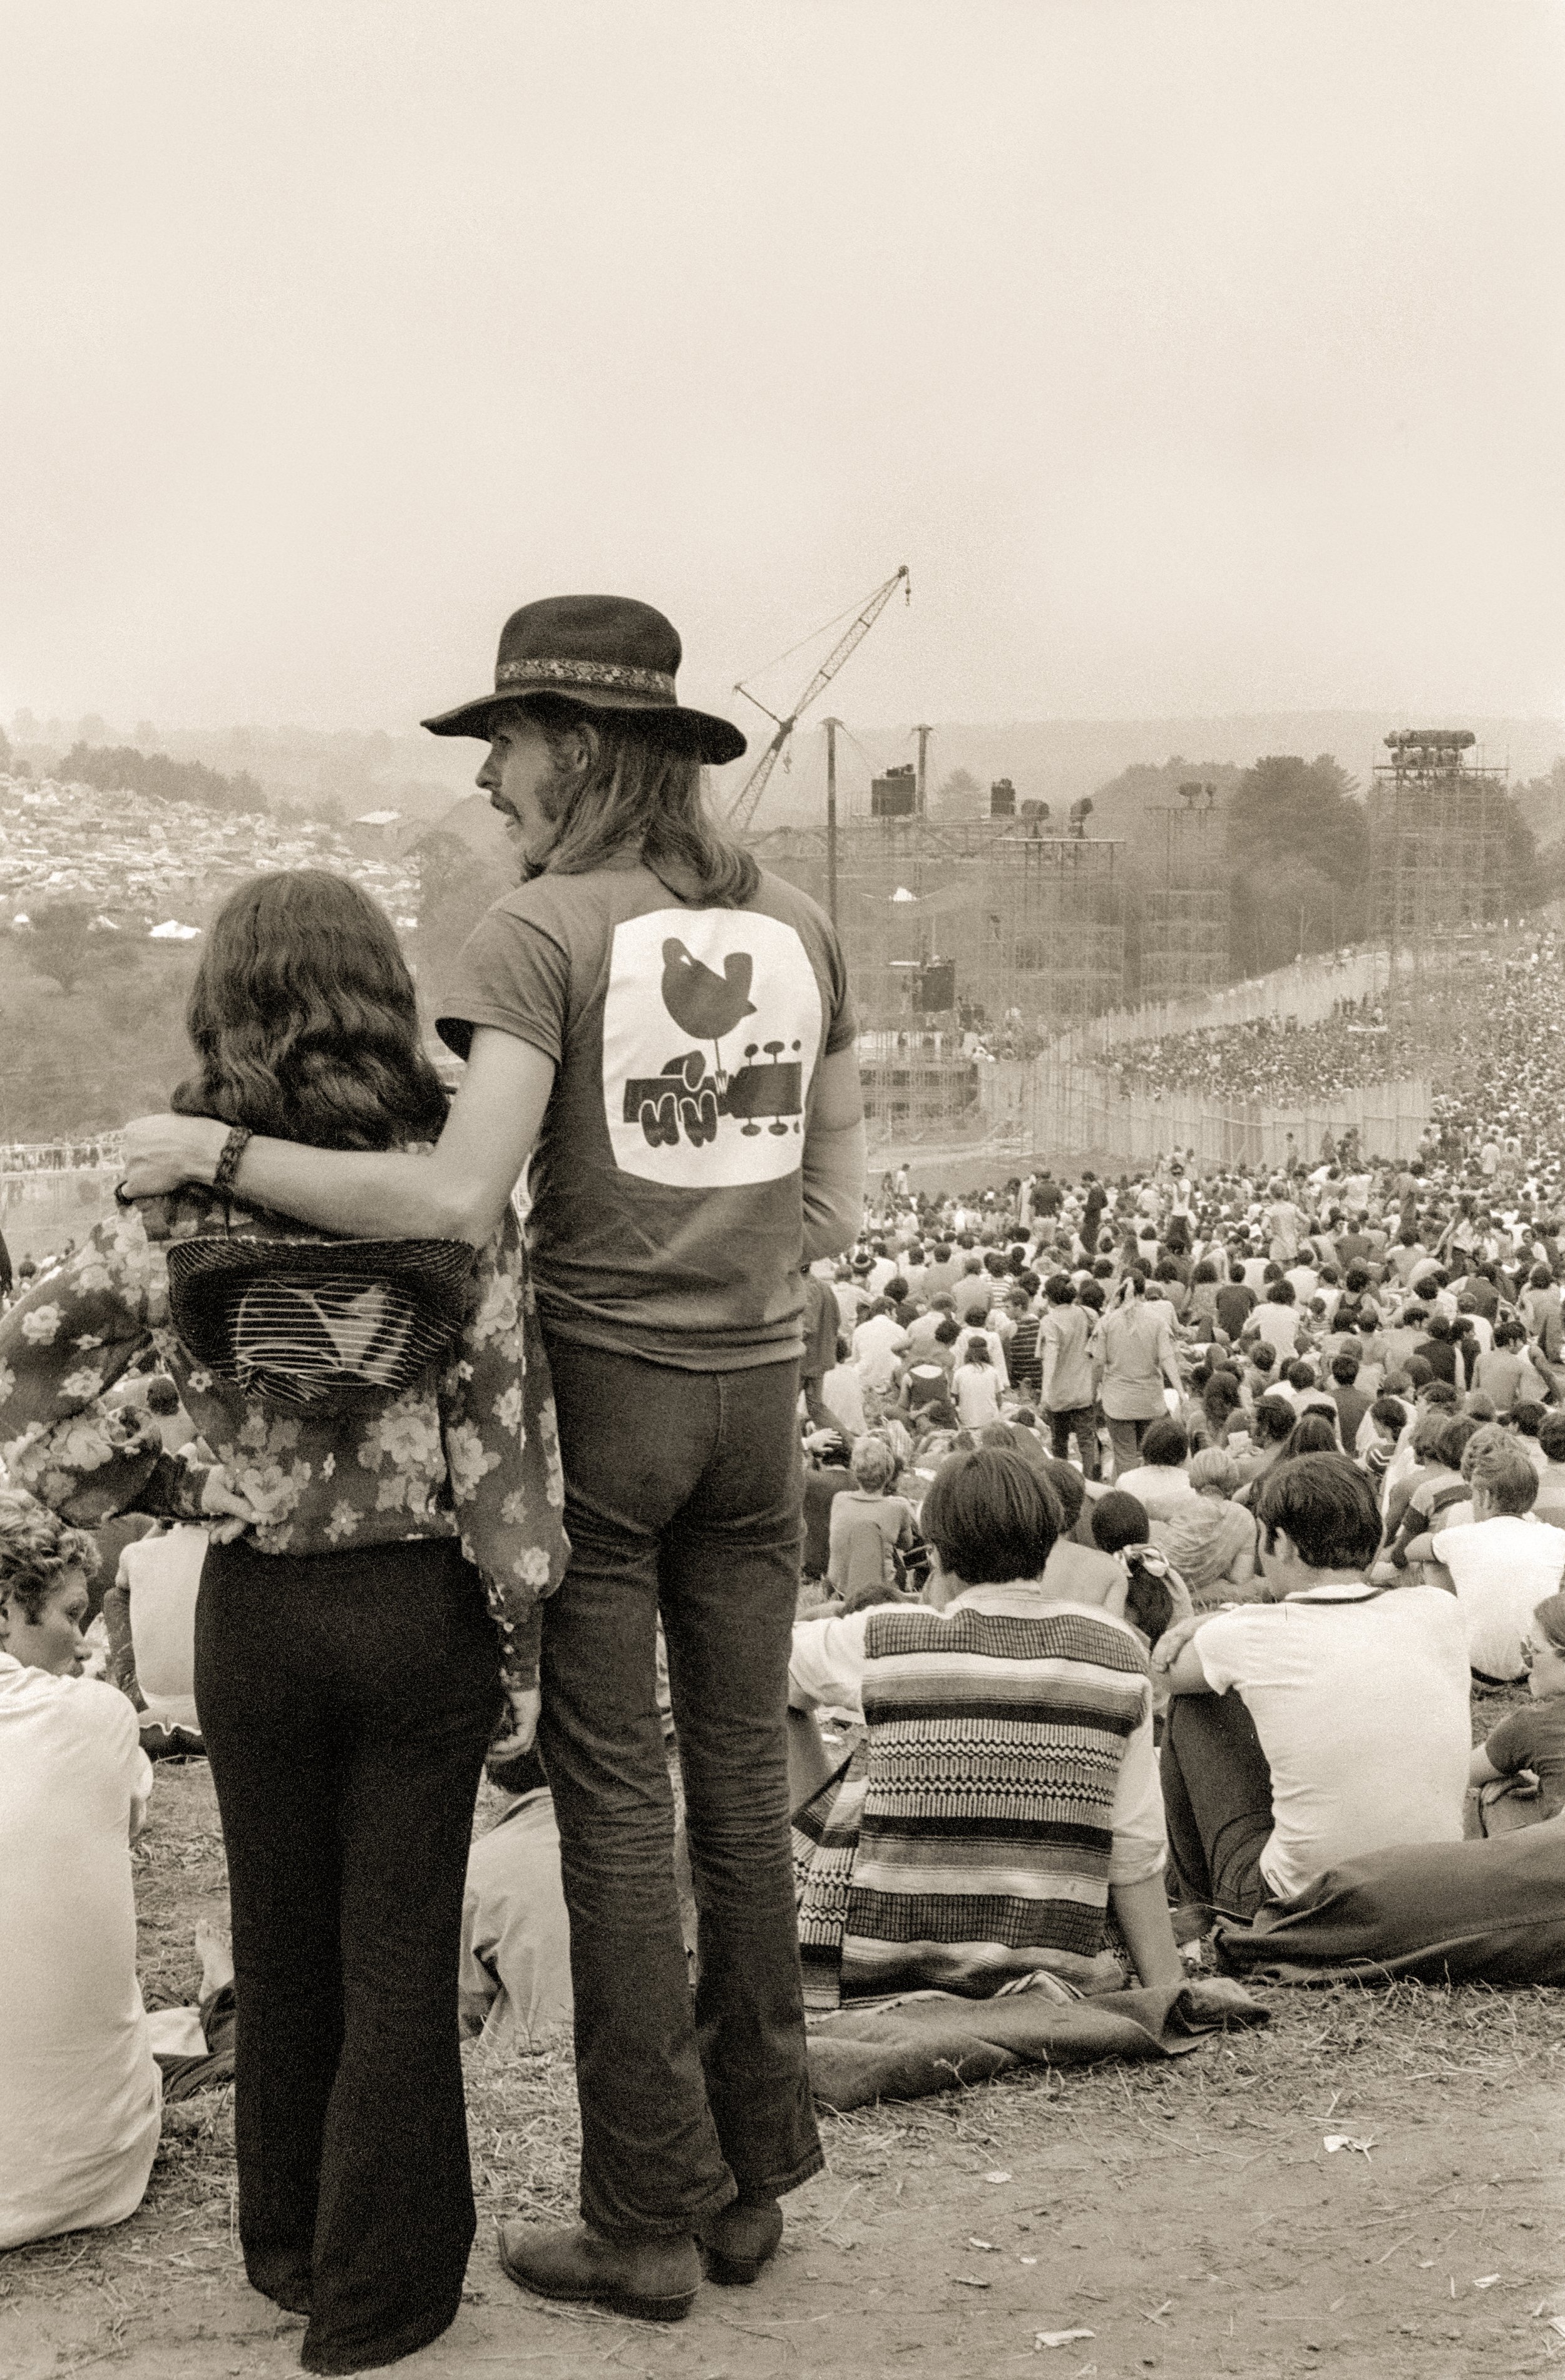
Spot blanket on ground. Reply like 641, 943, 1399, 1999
1214, 1818, 1565, 1986
806, 1976, 1267, 2112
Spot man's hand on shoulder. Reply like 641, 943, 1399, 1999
119, 1115, 226, 1199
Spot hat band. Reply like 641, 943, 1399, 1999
495, 656, 677, 700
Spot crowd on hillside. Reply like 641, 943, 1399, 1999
1108, 1003, 1390, 1105
3, 625, 1564, 2369
1109, 934, 1562, 1122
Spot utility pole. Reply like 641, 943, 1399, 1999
822, 717, 842, 929
913, 723, 934, 816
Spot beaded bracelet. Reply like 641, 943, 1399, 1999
212, 1126, 252, 1204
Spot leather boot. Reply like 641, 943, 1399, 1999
696, 2198, 784, 2285
497, 2219, 700, 2322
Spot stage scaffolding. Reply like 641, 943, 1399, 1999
1139, 789, 1229, 1003
1368, 731, 1509, 1064
753, 813, 1126, 1141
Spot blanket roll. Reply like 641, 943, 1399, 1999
1214, 1816, 1565, 1986
806, 1977, 1265, 2111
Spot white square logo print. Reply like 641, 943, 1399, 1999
602, 910, 823, 1186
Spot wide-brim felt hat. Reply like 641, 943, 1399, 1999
423, 593, 747, 766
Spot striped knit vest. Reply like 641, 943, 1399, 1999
795, 1599, 1149, 2006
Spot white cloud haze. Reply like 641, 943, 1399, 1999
3, 0, 1561, 738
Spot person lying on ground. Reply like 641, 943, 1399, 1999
1468, 1590, 1565, 1836
1152, 1454, 1470, 1924
0, 1490, 232, 2252
790, 1448, 1185, 2004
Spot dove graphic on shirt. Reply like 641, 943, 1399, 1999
659, 939, 756, 1087
602, 910, 824, 1188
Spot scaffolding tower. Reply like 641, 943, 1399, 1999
1140, 786, 1229, 1002
1369, 730, 1509, 1062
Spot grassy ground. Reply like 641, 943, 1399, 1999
7, 1694, 1565, 2379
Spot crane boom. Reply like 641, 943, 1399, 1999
726, 564, 909, 833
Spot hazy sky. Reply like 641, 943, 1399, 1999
4, 0, 1562, 744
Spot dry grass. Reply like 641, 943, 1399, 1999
8, 1700, 1564, 2327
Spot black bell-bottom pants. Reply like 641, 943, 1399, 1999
196, 1534, 501, 2376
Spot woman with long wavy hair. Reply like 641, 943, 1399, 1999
0, 869, 567, 2376
118, 595, 866, 2326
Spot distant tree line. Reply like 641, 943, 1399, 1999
58, 742, 267, 816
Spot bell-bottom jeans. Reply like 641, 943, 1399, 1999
538, 1335, 824, 2240
196, 1534, 501, 2376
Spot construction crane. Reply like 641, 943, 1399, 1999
725, 565, 910, 834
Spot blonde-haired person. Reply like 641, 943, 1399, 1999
0, 871, 565, 2376
1149, 1447, 1259, 1601
825, 1437, 916, 1609
117, 597, 863, 2324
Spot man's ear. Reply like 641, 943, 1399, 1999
0, 1594, 11, 1651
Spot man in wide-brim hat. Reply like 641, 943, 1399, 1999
120, 593, 869, 2323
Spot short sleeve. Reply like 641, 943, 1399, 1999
436, 908, 573, 1066
819, 921, 858, 1057
1191, 1606, 1257, 1696
1482, 1705, 1543, 1775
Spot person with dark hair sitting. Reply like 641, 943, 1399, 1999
1152, 1455, 1470, 1922
789, 1449, 1184, 2003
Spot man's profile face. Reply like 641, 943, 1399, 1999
477, 712, 567, 872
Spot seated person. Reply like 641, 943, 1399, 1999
458, 1750, 573, 2049
1405, 1433, 1565, 1683
1114, 1417, 1199, 1521
1154, 1454, 1470, 1923
826, 1438, 916, 1606
102, 1520, 206, 1752
800, 1432, 856, 1584
1378, 1413, 1479, 1567
1469, 1590, 1565, 1835
1089, 1489, 1193, 1651
0, 1491, 229, 2250
789, 1448, 1184, 2005
1148, 1447, 1259, 1600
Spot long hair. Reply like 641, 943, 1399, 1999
172, 871, 449, 1152
524, 697, 759, 904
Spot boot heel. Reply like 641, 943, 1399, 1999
700, 2244, 766, 2287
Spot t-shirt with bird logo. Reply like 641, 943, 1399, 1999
438, 859, 857, 1368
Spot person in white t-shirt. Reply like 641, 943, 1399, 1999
1154, 1454, 1470, 1918
1405, 1434, 1565, 1682
851, 1301, 909, 1395
0, 1491, 237, 2252
0, 1493, 160, 2249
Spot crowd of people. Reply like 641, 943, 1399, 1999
1109, 937, 1564, 1129
3, 592, 1565, 2371
1109, 1003, 1391, 1105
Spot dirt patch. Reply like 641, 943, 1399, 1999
7, 1768, 1565, 2380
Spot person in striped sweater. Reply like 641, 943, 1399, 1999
789, 1448, 1184, 2007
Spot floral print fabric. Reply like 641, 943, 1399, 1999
0, 1186, 567, 1728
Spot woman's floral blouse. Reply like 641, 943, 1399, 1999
0, 1185, 567, 1735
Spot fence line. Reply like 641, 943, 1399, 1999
978, 1058, 1430, 1167
1050, 948, 1391, 1062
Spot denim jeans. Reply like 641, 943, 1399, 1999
538, 1336, 824, 2240
1047, 1403, 1101, 1479
1159, 1691, 1275, 1921
1105, 1413, 1152, 1478
196, 1534, 502, 2376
